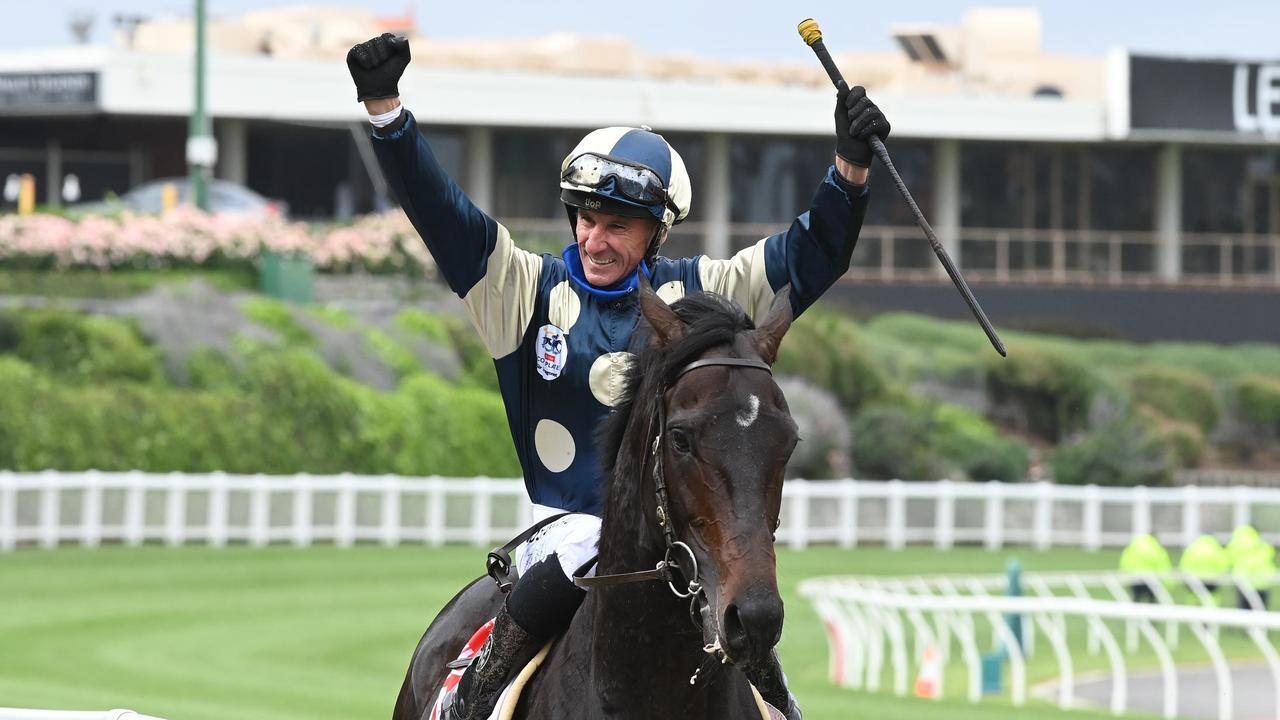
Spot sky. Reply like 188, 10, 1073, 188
1, 0, 1276, 62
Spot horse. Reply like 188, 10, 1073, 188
392, 281, 799, 719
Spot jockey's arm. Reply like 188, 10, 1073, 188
368, 98, 542, 361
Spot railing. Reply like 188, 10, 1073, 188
485, 219, 1280, 288
3, 473, 1280, 552
801, 570, 1280, 720
0, 710, 166, 720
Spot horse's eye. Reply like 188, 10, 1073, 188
669, 428, 692, 454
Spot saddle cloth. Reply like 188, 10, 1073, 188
430, 618, 782, 720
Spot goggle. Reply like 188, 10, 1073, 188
562, 152, 676, 214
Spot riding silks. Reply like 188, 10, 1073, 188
371, 110, 868, 516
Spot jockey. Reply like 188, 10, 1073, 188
347, 32, 889, 720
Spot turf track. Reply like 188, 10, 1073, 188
1, 545, 1166, 719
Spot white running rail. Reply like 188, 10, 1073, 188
801, 571, 1280, 720
3, 472, 1280, 551
0, 710, 167, 720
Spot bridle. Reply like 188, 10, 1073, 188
573, 354, 774, 676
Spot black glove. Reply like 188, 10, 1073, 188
346, 33, 411, 103
834, 85, 891, 168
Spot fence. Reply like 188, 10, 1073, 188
4, 472, 1280, 552
0, 710, 166, 720
800, 570, 1280, 720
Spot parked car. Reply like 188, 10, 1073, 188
71, 177, 287, 218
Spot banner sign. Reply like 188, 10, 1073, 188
0, 72, 97, 109
1130, 55, 1280, 137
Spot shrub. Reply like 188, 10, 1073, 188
1130, 365, 1220, 433
239, 350, 372, 472
393, 308, 454, 346
986, 347, 1095, 442
850, 402, 943, 481
775, 311, 887, 413
185, 347, 241, 389
15, 308, 161, 384
366, 328, 422, 379
1236, 375, 1280, 427
931, 404, 1030, 482
1051, 418, 1173, 486
1134, 404, 1206, 468
240, 297, 313, 346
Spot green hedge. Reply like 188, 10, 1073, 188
6, 307, 162, 384
1237, 374, 1280, 427
1135, 404, 1206, 468
775, 310, 887, 413
1130, 365, 1220, 433
0, 353, 519, 476
1051, 418, 1173, 486
986, 347, 1096, 442
850, 399, 1029, 482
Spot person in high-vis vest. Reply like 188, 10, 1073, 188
1119, 533, 1171, 603
1179, 533, 1231, 600
1232, 534, 1276, 610
1228, 525, 1264, 568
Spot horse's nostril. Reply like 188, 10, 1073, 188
721, 594, 784, 663
723, 603, 750, 657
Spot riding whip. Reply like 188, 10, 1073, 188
797, 18, 1007, 357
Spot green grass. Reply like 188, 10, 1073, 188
0, 268, 258, 298
0, 545, 1161, 720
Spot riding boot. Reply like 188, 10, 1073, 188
443, 603, 537, 720
444, 553, 586, 720
744, 649, 803, 720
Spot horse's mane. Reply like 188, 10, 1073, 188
596, 291, 757, 551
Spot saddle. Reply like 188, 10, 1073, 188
428, 619, 784, 720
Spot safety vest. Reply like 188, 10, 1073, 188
1179, 535, 1230, 579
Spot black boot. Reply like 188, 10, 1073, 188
443, 603, 538, 720
445, 554, 586, 720
744, 649, 803, 720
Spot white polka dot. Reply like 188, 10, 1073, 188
656, 280, 686, 305
534, 419, 576, 473
548, 281, 582, 332
589, 352, 636, 407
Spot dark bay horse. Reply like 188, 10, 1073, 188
392, 283, 799, 719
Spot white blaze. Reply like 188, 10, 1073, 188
736, 394, 760, 428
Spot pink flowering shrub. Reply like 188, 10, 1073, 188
0, 209, 435, 276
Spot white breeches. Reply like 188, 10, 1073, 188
516, 509, 601, 581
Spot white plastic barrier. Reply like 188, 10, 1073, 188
801, 571, 1280, 720
0, 710, 167, 720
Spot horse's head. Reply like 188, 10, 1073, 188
628, 283, 798, 668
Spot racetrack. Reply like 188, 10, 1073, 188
1, 545, 1140, 720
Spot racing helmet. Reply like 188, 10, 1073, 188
559, 127, 692, 243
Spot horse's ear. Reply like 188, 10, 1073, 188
751, 286, 794, 365
638, 275, 685, 346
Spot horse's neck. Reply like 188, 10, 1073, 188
588, 536, 741, 717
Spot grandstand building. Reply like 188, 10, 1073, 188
1, 7, 1277, 340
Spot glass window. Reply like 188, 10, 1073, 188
1183, 149, 1243, 234
961, 143, 1030, 229
729, 136, 830, 224
422, 127, 465, 190
492, 129, 577, 220
1085, 146, 1155, 231
862, 140, 934, 227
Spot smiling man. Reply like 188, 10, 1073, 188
348, 32, 888, 720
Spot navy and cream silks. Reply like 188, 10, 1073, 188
372, 111, 869, 516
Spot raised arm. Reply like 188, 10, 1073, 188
699, 85, 888, 320
348, 35, 542, 360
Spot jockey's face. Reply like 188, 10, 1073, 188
575, 208, 658, 287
